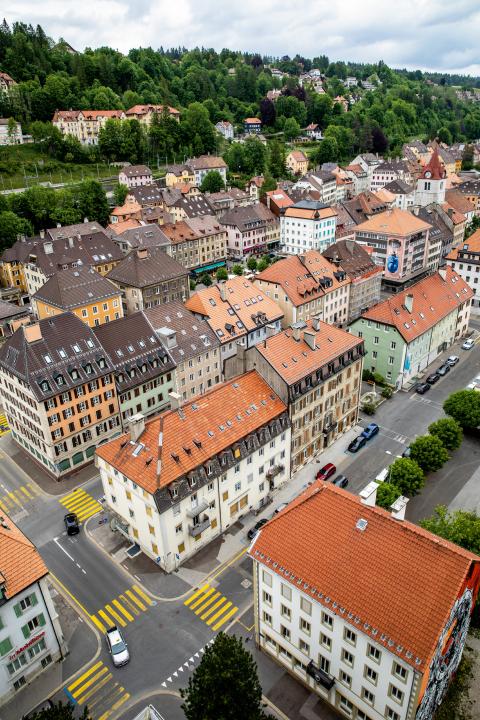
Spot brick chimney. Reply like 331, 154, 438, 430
218, 281, 227, 302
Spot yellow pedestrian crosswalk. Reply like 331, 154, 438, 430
184, 582, 238, 631
60, 487, 102, 522
0, 412, 10, 436
90, 584, 152, 633
0, 482, 40, 514
65, 660, 130, 720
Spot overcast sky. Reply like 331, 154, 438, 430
5, 0, 480, 76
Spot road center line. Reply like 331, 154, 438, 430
54, 536, 75, 562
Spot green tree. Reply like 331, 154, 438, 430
387, 458, 425, 496
232, 264, 244, 276
77, 180, 109, 226
181, 633, 267, 720
375, 482, 402, 510
428, 417, 463, 452
98, 119, 125, 161
247, 257, 258, 272
437, 126, 452, 145
200, 171, 225, 193
27, 700, 89, 719
113, 183, 129, 206
420, 506, 480, 555
311, 137, 338, 165
181, 102, 216, 155
7, 116, 17, 142
216, 267, 228, 281
283, 116, 301, 141
444, 390, 480, 430
257, 258, 269, 272
268, 140, 286, 179
0, 211, 33, 251
243, 137, 267, 175
200, 273, 213, 286
409, 435, 449, 472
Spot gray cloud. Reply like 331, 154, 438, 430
5, 0, 480, 75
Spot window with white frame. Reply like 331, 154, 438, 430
361, 687, 375, 706
281, 583, 291, 601
263, 570, 272, 587
364, 665, 378, 685
367, 643, 381, 663
388, 684, 404, 705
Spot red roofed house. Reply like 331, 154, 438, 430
446, 228, 480, 313
125, 104, 180, 126
350, 267, 472, 387
52, 109, 126, 145
286, 151, 308, 176
249, 480, 480, 720
244, 118, 262, 134
305, 123, 323, 140
96, 371, 291, 572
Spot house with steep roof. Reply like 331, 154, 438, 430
286, 151, 308, 176
446, 228, 480, 313
96, 371, 291, 572
125, 104, 180, 126
186, 156, 228, 186
220, 204, 280, 260
33, 266, 123, 327
383, 179, 415, 210
0, 313, 121, 477
161, 188, 216, 223
106, 246, 189, 315
52, 109, 126, 145
281, 201, 337, 255
293, 172, 337, 205
305, 123, 322, 140
244, 118, 262, 134
454, 178, 480, 214
0, 301, 31, 343
215, 121, 234, 140
370, 160, 412, 192
113, 224, 171, 255
249, 480, 480, 720
227, 318, 364, 469
118, 165, 153, 189
350, 267, 472, 387
262, 188, 295, 217
0, 513, 67, 704
126, 184, 164, 208
254, 250, 350, 328
162, 215, 227, 275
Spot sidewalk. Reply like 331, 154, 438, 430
1, 580, 98, 720
87, 423, 362, 600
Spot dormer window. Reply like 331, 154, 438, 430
129, 368, 135, 378
56, 374, 65, 386
97, 358, 106, 369
172, 486, 178, 498
84, 363, 93, 375
41, 380, 50, 392
69, 368, 79, 380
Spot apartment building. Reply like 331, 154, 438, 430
118, 165, 153, 189
126, 185, 164, 208
107, 247, 190, 314
281, 201, 337, 254
94, 313, 176, 427
52, 110, 126, 145
161, 189, 216, 223
250, 481, 480, 720
0, 514, 67, 706
113, 224, 171, 255
254, 251, 350, 328
446, 229, 480, 313
185, 277, 283, 367
286, 151, 308, 176
145, 302, 222, 401
0, 301, 31, 343
293, 173, 337, 206
215, 121, 234, 140
125, 105, 180, 126
162, 216, 227, 275
0, 314, 121, 478
229, 318, 364, 470
33, 267, 123, 327
187, 156, 228, 186
96, 371, 291, 571
350, 268, 472, 388
165, 164, 195, 188
369, 161, 412, 192
220, 204, 280, 260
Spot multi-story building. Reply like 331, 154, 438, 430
344, 164, 369, 195
244, 118, 262, 134
0, 118, 22, 145
349, 268, 472, 387
249, 481, 480, 720
0, 71, 16, 93
107, 247, 190, 314
446, 229, 480, 313
125, 104, 180, 126
354, 208, 433, 292
33, 267, 123, 327
126, 185, 164, 209
0, 513, 67, 706
162, 216, 227, 275
228, 318, 364, 469
96, 371, 291, 571
254, 250, 351, 328
215, 121, 234, 140
0, 301, 31, 343
161, 189, 216, 223
164, 164, 195, 188
186, 156, 228, 186
119, 165, 153, 189
52, 110, 126, 145
323, 239, 383, 322
94, 312, 176, 428
293, 173, 337, 206
369, 160, 412, 192
454, 179, 480, 214
113, 224, 171, 255
220, 204, 280, 259
414, 149, 446, 207
281, 201, 337, 255
0, 314, 121, 478
145, 301, 223, 401
286, 151, 308, 176
383, 180, 415, 211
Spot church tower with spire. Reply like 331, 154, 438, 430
414, 148, 447, 207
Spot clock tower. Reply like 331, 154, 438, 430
414, 148, 447, 207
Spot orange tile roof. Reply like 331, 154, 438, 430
96, 371, 287, 493
264, 189, 294, 209
184, 277, 283, 344
161, 221, 197, 245
442, 202, 466, 226
0, 513, 48, 599
107, 219, 142, 235
289, 151, 308, 162
446, 228, 480, 260
111, 201, 142, 217
284, 206, 337, 221
355, 208, 431, 237
361, 267, 473, 342
445, 189, 475, 215
255, 250, 350, 308
250, 482, 479, 672
255, 319, 363, 385
374, 188, 395, 203
245, 117, 261, 123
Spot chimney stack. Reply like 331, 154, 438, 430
265, 323, 277, 339
218, 281, 227, 302
359, 481, 379, 507
390, 496, 409, 521
39, 229, 45, 239
169, 391, 182, 410
311, 315, 321, 332
404, 294, 413, 313
128, 413, 145, 443
137, 248, 148, 260
303, 330, 316, 350
24, 323, 42, 343
438, 268, 447, 281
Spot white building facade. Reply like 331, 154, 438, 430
281, 203, 337, 255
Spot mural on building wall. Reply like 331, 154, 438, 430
416, 564, 480, 720
384, 239, 403, 279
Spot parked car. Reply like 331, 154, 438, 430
436, 364, 450, 376
332, 475, 348, 488
416, 382, 431, 395
273, 503, 288, 515
425, 372, 440, 385
348, 435, 367, 453
466, 376, 480, 391
402, 446, 411, 458
247, 518, 268, 540
446, 355, 459, 366
64, 512, 80, 535
361, 423, 379, 440
315, 462, 336, 481
462, 338, 475, 350
105, 626, 130, 667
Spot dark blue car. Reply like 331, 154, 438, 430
361, 423, 379, 440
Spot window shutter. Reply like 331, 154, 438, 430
21, 624, 31, 639
0, 615, 3, 631
13, 603, 22, 618
0, 637, 12, 656
38, 613, 46, 627
29, 593, 38, 607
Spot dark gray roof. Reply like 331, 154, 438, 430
292, 200, 330, 210
106, 246, 188, 288
374, 160, 409, 173
47, 221, 104, 242
176, 194, 216, 219
415, 206, 452, 244
456, 180, 480, 195
33, 266, 120, 310
323, 239, 380, 280
384, 179, 415, 195
144, 301, 220, 364
0, 313, 114, 401
128, 185, 163, 206
0, 300, 30, 321
220, 203, 277, 232
115, 224, 171, 251
120, 165, 152, 177
94, 312, 176, 392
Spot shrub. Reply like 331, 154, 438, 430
199, 273, 213, 287
373, 372, 386, 386
388, 458, 425, 496
362, 369, 374, 382
381, 386, 393, 399
232, 264, 244, 276
376, 482, 402, 510
362, 402, 376, 415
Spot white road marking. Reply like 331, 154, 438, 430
54, 536, 74, 562
385, 450, 392, 455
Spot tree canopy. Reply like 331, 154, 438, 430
375, 481, 402, 510
444, 390, 480, 431
428, 417, 463, 452
420, 506, 480, 555
387, 458, 425, 496
409, 435, 449, 472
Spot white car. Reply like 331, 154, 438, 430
446, 355, 459, 366
105, 626, 130, 667
466, 376, 480, 391
462, 339, 475, 350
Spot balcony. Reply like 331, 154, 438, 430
323, 420, 337, 435
306, 660, 335, 690
189, 514, 210, 537
186, 498, 209, 518
266, 464, 284, 480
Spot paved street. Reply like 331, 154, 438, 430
1, 338, 478, 719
